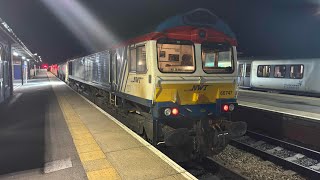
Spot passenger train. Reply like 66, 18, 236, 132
50, 9, 247, 159
237, 58, 320, 94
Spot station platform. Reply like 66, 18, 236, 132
237, 89, 320, 120
0, 71, 195, 180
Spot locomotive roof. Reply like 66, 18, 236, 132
65, 9, 237, 62
155, 8, 236, 39
116, 8, 237, 47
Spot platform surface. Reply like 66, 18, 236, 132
0, 71, 194, 180
238, 89, 320, 120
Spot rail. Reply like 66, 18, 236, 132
231, 131, 320, 179
178, 157, 248, 179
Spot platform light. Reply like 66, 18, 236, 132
13, 51, 19, 56
34, 53, 38, 55
22, 56, 26, 60
26, 59, 30, 62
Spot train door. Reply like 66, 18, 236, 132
238, 63, 244, 86
244, 63, 251, 87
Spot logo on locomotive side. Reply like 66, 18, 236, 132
186, 85, 209, 91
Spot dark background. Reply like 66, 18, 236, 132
0, 0, 319, 64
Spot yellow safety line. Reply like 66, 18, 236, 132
55, 95, 121, 180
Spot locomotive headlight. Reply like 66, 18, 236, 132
229, 104, 235, 111
164, 108, 172, 116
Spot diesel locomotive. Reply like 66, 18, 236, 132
51, 8, 246, 160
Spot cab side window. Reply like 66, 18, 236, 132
129, 45, 147, 73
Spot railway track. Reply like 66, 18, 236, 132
231, 131, 320, 179
178, 157, 248, 180
79, 86, 311, 179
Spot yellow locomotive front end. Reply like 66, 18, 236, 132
150, 39, 246, 158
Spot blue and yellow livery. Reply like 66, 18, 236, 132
55, 8, 246, 160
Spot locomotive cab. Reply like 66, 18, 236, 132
151, 37, 246, 158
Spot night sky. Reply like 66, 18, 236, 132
0, 0, 319, 64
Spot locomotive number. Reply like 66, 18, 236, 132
220, 91, 233, 96
131, 77, 143, 83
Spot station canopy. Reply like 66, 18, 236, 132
0, 17, 37, 62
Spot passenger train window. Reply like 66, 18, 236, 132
238, 64, 243, 76
290, 65, 303, 79
274, 65, 286, 78
245, 64, 251, 77
157, 43, 195, 73
257, 65, 271, 77
129, 45, 147, 73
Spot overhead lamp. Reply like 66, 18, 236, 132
13, 52, 19, 56
22, 56, 26, 60
34, 53, 38, 55
26, 59, 30, 62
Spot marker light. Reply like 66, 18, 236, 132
171, 108, 179, 116
229, 104, 235, 111
223, 104, 229, 112
164, 108, 171, 116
